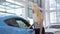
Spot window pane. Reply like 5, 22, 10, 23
50, 12, 57, 23
56, 11, 60, 23
56, 0, 60, 9
28, 8, 33, 18
50, 0, 56, 10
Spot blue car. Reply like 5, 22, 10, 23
0, 15, 34, 34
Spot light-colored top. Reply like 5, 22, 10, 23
33, 14, 40, 28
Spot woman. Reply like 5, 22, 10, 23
32, 5, 45, 34
26, 5, 45, 34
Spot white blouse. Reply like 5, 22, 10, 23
33, 14, 40, 28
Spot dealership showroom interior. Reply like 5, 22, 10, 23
0, 0, 60, 34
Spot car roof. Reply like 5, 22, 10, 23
0, 15, 20, 26
0, 15, 20, 20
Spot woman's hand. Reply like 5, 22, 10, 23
26, 24, 34, 29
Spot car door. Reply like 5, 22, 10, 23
4, 17, 33, 34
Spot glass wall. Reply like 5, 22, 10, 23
45, 0, 60, 27
50, 0, 60, 24
0, 0, 25, 18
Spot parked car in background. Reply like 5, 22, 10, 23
45, 24, 60, 34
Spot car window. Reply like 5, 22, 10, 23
16, 20, 27, 28
5, 18, 19, 27
5, 18, 27, 28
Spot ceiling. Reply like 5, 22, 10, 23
13, 0, 41, 8
0, 0, 60, 10
0, 0, 24, 10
